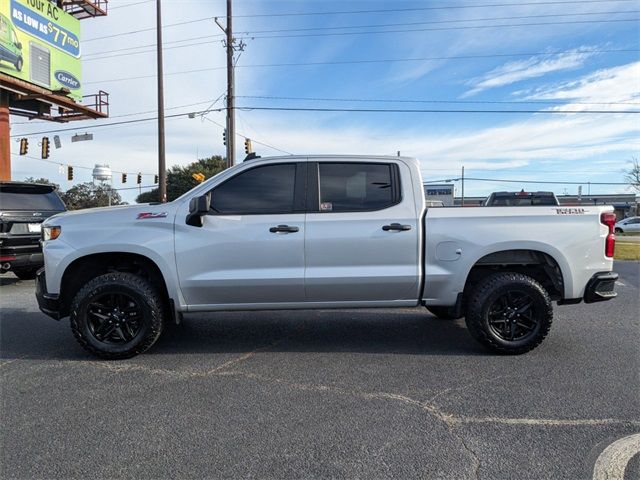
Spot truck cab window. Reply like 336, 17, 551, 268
211, 163, 296, 214
318, 163, 396, 212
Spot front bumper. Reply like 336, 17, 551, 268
583, 271, 618, 303
35, 268, 61, 320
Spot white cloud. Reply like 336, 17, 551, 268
463, 48, 598, 97
522, 61, 640, 111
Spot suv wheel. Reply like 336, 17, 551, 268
465, 272, 552, 355
70, 272, 165, 359
13, 268, 39, 280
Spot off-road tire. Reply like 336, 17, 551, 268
464, 272, 553, 355
13, 268, 39, 280
426, 306, 461, 320
70, 272, 165, 359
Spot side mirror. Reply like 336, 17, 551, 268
16, 42, 22, 50
186, 193, 210, 227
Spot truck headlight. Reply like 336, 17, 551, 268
42, 226, 61, 241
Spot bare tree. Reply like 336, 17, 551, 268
625, 157, 640, 192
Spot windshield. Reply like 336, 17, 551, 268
0, 190, 66, 211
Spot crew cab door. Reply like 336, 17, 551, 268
175, 162, 306, 307
304, 161, 420, 302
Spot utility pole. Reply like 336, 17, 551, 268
0, 91, 10, 181
157, 0, 167, 202
225, 0, 235, 167
216, 0, 244, 168
461, 166, 465, 207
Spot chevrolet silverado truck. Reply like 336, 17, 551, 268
35, 155, 618, 359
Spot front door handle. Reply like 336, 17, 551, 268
382, 223, 412, 232
269, 225, 299, 233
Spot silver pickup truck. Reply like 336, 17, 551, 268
36, 155, 618, 359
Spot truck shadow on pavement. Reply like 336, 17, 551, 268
0, 308, 484, 361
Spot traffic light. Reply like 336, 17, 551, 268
222, 129, 227, 146
67, 166, 73, 181
41, 137, 50, 159
136, 173, 142, 185
244, 138, 253, 155
19, 138, 28, 155
122, 173, 127, 183
154, 175, 159, 184
192, 172, 205, 183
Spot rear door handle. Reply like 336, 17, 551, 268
382, 223, 412, 231
269, 225, 299, 233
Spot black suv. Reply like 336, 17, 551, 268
484, 190, 560, 206
0, 182, 66, 280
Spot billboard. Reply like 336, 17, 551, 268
0, 0, 81, 100
423, 184, 454, 206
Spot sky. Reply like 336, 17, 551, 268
8, 0, 640, 203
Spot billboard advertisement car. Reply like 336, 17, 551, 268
0, 0, 81, 100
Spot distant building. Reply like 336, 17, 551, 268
423, 184, 454, 206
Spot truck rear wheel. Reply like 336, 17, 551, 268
464, 272, 552, 354
69, 272, 165, 359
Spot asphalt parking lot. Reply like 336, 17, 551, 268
1, 262, 638, 479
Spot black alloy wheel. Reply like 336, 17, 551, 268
486, 291, 539, 342
70, 272, 165, 359
86, 293, 144, 344
465, 272, 553, 354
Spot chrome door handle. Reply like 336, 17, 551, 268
382, 223, 412, 231
269, 225, 299, 233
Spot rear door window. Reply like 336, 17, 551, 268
317, 163, 398, 212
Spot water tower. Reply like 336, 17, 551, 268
92, 164, 112, 184
92, 164, 113, 206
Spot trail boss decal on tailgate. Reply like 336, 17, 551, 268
555, 208, 586, 215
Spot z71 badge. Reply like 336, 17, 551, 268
555, 208, 586, 215
137, 212, 168, 219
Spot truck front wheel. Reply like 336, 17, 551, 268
465, 272, 552, 354
69, 272, 165, 359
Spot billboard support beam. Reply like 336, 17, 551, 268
0, 91, 10, 181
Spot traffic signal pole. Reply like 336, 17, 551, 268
0, 91, 10, 181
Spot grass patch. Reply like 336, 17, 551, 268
615, 242, 640, 261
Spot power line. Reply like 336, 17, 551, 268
83, 17, 217, 42
238, 106, 640, 114
12, 104, 639, 138
109, 0, 153, 10
82, 48, 640, 84
11, 153, 158, 176
238, 95, 640, 107
422, 176, 628, 185
249, 18, 640, 40
230, 0, 639, 18
81, 10, 639, 58
236, 9, 640, 35
201, 117, 294, 155
10, 109, 224, 137
12, 99, 221, 125
80, 17, 639, 61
